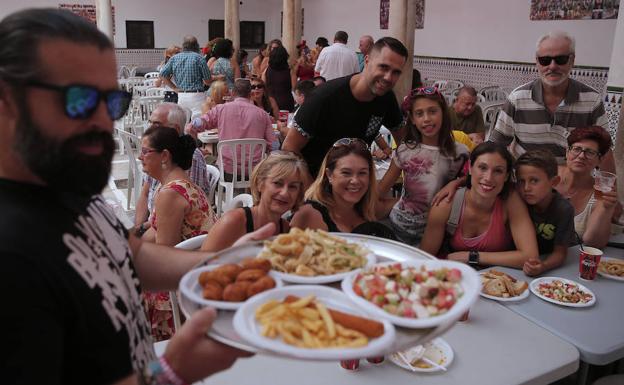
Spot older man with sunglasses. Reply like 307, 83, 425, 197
488, 31, 613, 172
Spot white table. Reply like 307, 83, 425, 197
198, 131, 219, 155
155, 298, 578, 385
490, 246, 624, 366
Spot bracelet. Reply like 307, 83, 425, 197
139, 357, 187, 385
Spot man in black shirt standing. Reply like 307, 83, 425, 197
0, 8, 257, 385
283, 37, 408, 177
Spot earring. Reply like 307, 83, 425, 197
161, 162, 167, 170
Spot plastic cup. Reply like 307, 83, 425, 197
593, 170, 616, 199
366, 356, 385, 364
579, 246, 603, 280
278, 110, 289, 122
339, 359, 360, 371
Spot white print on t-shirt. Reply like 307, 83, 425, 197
63, 197, 155, 371
366, 115, 383, 138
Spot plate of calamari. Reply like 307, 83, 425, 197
597, 257, 624, 282
256, 228, 376, 284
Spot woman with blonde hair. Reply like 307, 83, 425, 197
291, 138, 392, 237
201, 80, 230, 114
201, 152, 308, 252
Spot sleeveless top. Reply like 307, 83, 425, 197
573, 192, 596, 239
449, 196, 513, 252
304, 200, 396, 240
242, 206, 285, 234
150, 179, 215, 240
266, 67, 295, 111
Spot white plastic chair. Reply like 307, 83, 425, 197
482, 102, 505, 135
171, 234, 209, 330
182, 106, 193, 124
479, 86, 508, 102
225, 193, 254, 212
143, 78, 158, 88
205, 164, 220, 210
139, 96, 164, 121
117, 129, 142, 210
215, 139, 266, 216
145, 87, 166, 97
144, 71, 160, 79
431, 80, 448, 90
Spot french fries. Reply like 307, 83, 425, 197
255, 295, 369, 349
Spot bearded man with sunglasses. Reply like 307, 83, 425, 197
0, 8, 262, 385
488, 31, 613, 172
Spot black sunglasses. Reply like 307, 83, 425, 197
251, 84, 265, 90
24, 80, 132, 120
537, 54, 572, 66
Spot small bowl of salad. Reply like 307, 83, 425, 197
341, 260, 480, 328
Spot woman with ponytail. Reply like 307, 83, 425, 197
138, 124, 216, 340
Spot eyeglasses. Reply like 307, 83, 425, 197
24, 80, 132, 120
251, 84, 265, 90
140, 147, 160, 156
568, 145, 599, 160
537, 54, 572, 66
332, 137, 369, 150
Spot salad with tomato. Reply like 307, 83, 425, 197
537, 280, 593, 304
352, 263, 464, 318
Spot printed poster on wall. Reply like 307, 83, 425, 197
530, 0, 619, 20
380, 0, 425, 29
59, 3, 116, 34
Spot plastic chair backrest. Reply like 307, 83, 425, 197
182, 107, 193, 124
225, 193, 254, 212
117, 129, 142, 210
432, 80, 448, 90
217, 139, 267, 188
205, 164, 220, 206
139, 96, 164, 121
479, 86, 508, 102
143, 78, 158, 88
145, 87, 166, 97
144, 71, 160, 79
482, 102, 505, 134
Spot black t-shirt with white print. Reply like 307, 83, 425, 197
0, 178, 154, 385
294, 74, 402, 176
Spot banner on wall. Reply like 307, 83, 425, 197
380, 0, 425, 29
530, 0, 619, 20
59, 3, 116, 34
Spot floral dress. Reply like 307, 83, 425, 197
143, 179, 215, 341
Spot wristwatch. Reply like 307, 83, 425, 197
468, 250, 480, 266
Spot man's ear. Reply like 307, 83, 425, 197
0, 80, 18, 120
551, 175, 561, 187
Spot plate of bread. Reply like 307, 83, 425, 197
479, 269, 529, 302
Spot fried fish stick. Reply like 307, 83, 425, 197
284, 295, 384, 338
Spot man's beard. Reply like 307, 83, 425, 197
12, 104, 115, 198
541, 71, 570, 87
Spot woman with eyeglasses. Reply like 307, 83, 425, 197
201, 152, 307, 252
420, 142, 538, 269
291, 138, 394, 238
139, 125, 215, 340
556, 126, 619, 248
250, 77, 279, 122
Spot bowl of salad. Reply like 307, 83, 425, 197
341, 260, 480, 328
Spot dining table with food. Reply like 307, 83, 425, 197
160, 229, 582, 385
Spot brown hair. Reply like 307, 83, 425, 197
305, 142, 377, 221
515, 149, 558, 179
567, 126, 612, 157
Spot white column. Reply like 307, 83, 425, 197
282, 0, 296, 62
608, 0, 624, 198
388, 0, 415, 103
225, 0, 240, 50
95, 0, 114, 42
294, 0, 302, 47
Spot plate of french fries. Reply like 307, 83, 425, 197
257, 228, 376, 284
232, 285, 396, 360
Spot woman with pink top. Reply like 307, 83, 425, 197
420, 142, 538, 269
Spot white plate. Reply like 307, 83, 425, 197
232, 285, 396, 360
529, 277, 596, 308
597, 257, 624, 282
341, 260, 480, 328
479, 271, 530, 302
389, 338, 454, 373
270, 252, 377, 284
179, 265, 284, 310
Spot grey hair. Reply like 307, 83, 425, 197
233, 78, 251, 98
159, 102, 188, 133
536, 31, 576, 54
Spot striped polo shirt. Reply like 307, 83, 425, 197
487, 78, 607, 163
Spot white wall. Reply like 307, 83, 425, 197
0, 0, 618, 66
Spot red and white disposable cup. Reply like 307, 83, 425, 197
579, 246, 603, 280
366, 356, 385, 364
278, 110, 289, 122
339, 359, 360, 371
